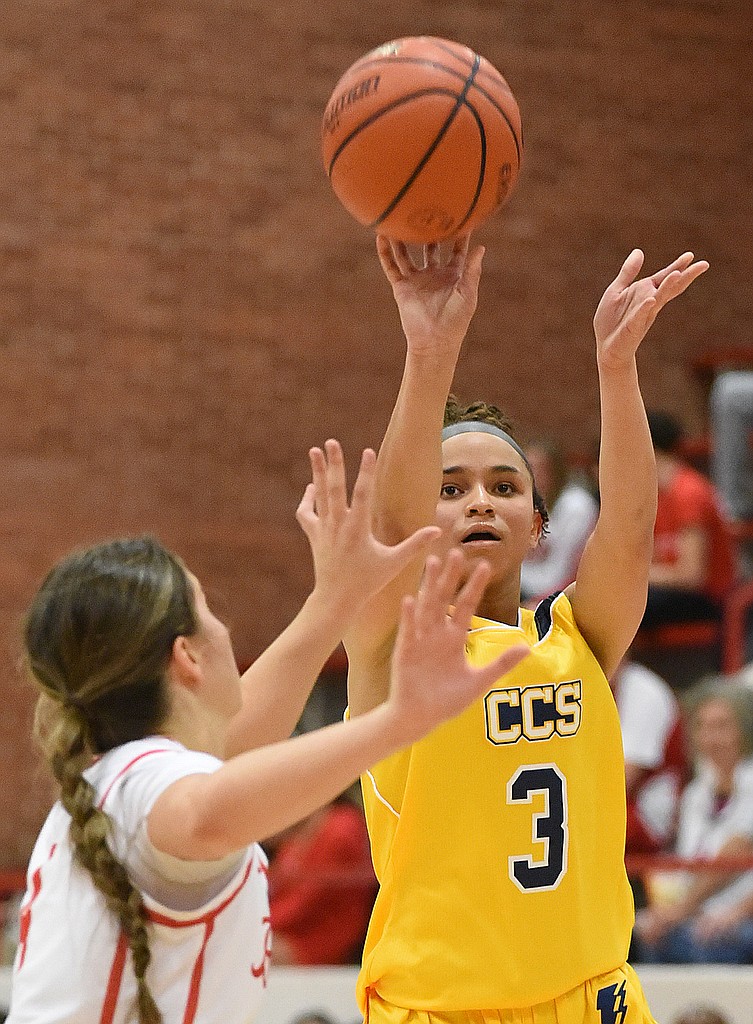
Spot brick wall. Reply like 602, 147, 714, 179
0, 0, 750, 863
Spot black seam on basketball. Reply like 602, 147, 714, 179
327, 88, 470, 178
346, 56, 473, 84
351, 53, 513, 95
370, 53, 482, 229
454, 100, 486, 233
433, 39, 476, 70
329, 57, 521, 167
468, 82, 521, 163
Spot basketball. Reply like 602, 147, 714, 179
321, 36, 523, 245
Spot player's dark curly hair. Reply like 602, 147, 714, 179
25, 536, 198, 1024
443, 395, 549, 532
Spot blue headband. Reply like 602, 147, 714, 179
441, 421, 532, 472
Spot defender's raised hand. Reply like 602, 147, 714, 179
296, 439, 440, 612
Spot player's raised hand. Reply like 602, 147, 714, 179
376, 233, 485, 355
296, 439, 440, 612
593, 249, 709, 366
387, 549, 529, 743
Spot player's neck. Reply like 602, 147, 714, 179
159, 688, 226, 760
477, 577, 521, 626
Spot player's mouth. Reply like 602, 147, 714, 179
460, 525, 501, 545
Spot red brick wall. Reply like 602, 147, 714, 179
0, 0, 750, 863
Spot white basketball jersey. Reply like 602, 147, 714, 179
8, 739, 271, 1024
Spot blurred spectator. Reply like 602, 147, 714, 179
710, 370, 753, 577
642, 410, 737, 628
266, 792, 376, 966
633, 679, 753, 963
672, 1007, 732, 1024
520, 438, 598, 603
289, 1013, 338, 1024
710, 371, 753, 524
612, 659, 687, 861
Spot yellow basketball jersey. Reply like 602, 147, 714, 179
357, 592, 634, 1011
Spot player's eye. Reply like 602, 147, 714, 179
440, 483, 462, 498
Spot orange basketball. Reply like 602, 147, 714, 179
321, 36, 523, 245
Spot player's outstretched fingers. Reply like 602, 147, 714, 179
386, 526, 441, 576
655, 259, 709, 307
475, 643, 530, 691
347, 448, 377, 517
295, 482, 317, 535
323, 439, 348, 522
412, 554, 448, 636
380, 236, 414, 279
650, 252, 694, 287
450, 559, 494, 632
418, 548, 466, 629
446, 233, 471, 271
308, 446, 328, 519
424, 242, 441, 269
435, 545, 466, 589
377, 234, 404, 284
612, 249, 645, 290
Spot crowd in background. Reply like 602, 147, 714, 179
0, 373, 751, 977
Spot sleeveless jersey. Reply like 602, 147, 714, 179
357, 592, 634, 1011
8, 739, 271, 1024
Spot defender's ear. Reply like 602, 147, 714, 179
169, 635, 201, 692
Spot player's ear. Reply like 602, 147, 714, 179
168, 635, 201, 693
529, 510, 543, 549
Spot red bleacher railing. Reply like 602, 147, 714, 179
631, 517, 753, 673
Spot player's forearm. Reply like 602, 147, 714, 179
225, 589, 357, 756
344, 346, 454, 702
595, 358, 657, 554
152, 703, 411, 860
374, 349, 457, 541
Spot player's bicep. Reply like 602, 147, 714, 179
147, 774, 221, 861
568, 524, 653, 678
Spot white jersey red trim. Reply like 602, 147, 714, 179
8, 738, 271, 1024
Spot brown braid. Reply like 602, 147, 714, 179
36, 698, 161, 1023
26, 537, 197, 1024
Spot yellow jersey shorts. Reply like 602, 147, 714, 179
363, 963, 656, 1024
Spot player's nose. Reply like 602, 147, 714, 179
466, 484, 494, 516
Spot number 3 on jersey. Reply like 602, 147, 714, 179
507, 763, 568, 892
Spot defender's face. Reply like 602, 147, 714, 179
434, 432, 542, 579
188, 574, 243, 719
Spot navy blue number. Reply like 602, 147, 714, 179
507, 764, 568, 891
596, 981, 628, 1024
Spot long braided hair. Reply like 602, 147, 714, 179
25, 536, 197, 1024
